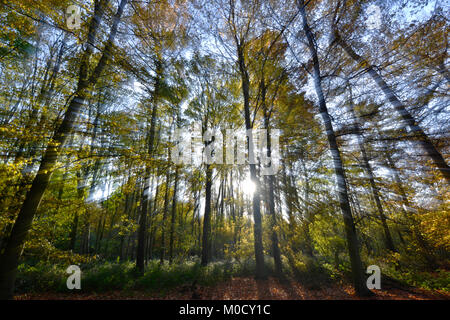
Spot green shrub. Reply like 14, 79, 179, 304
14, 258, 311, 294
15, 262, 67, 293
82, 261, 135, 291
385, 268, 450, 292
135, 260, 233, 291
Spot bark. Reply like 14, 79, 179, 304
146, 175, 159, 262
136, 167, 151, 270
168, 166, 179, 265
201, 165, 213, 266
299, 0, 371, 296
160, 167, 171, 265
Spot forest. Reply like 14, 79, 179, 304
0, 0, 449, 300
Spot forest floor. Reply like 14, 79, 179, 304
15, 276, 449, 300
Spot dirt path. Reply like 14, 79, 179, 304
15, 277, 449, 300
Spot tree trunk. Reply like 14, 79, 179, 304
333, 29, 450, 183
168, 166, 179, 265
136, 59, 162, 275
299, 0, 371, 296
160, 167, 171, 265
347, 81, 396, 252
201, 165, 213, 266
262, 91, 282, 276
236, 42, 265, 279
382, 146, 438, 268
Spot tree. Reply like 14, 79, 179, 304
297, 0, 372, 296
0, 0, 128, 299
331, 28, 450, 183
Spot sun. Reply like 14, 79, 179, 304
242, 177, 256, 197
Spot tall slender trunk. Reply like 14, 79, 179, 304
281, 155, 296, 233
160, 167, 171, 265
120, 186, 133, 261
168, 166, 179, 265
262, 85, 282, 276
300, 159, 314, 257
136, 60, 162, 275
333, 29, 450, 183
347, 81, 396, 252
267, 172, 282, 276
146, 175, 159, 263
299, 0, 371, 296
229, 171, 238, 250
201, 164, 213, 266
236, 42, 265, 279
382, 143, 438, 267
69, 171, 83, 251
